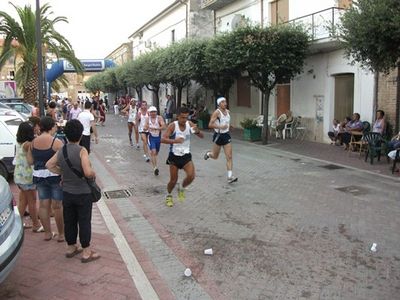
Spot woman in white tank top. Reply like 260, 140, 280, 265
121, 99, 139, 148
136, 101, 150, 162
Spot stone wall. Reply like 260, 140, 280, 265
377, 68, 399, 133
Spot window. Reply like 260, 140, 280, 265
237, 77, 251, 107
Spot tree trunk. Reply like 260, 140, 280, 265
24, 65, 38, 104
177, 86, 183, 108
262, 91, 270, 145
153, 88, 160, 112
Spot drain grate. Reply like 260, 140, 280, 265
103, 189, 132, 199
335, 185, 368, 196
320, 164, 344, 170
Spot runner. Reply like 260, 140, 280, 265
161, 106, 203, 207
136, 101, 150, 162
121, 98, 139, 148
204, 97, 238, 183
144, 106, 166, 176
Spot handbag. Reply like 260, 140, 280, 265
62, 146, 101, 202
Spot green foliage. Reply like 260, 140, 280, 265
240, 118, 258, 129
197, 109, 210, 121
0, 3, 83, 102
340, 0, 400, 72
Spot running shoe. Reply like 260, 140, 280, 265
203, 151, 210, 160
177, 186, 185, 202
228, 176, 238, 184
145, 156, 150, 163
136, 144, 140, 150
129, 140, 133, 146
154, 168, 159, 176
165, 195, 174, 207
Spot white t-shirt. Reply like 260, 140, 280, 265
77, 110, 94, 136
69, 107, 82, 120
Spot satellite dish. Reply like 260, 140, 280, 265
231, 14, 243, 30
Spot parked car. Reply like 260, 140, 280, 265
0, 175, 24, 284
0, 97, 24, 103
4, 102, 33, 119
0, 103, 27, 121
0, 115, 23, 179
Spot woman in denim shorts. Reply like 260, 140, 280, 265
14, 122, 42, 232
28, 117, 64, 241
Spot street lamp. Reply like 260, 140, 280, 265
35, 0, 45, 116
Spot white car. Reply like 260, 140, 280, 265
0, 115, 23, 179
0, 103, 27, 121
0, 175, 24, 283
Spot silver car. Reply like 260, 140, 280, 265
0, 176, 24, 283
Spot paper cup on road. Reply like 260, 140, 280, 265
184, 268, 192, 277
204, 248, 213, 255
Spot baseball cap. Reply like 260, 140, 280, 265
148, 106, 157, 112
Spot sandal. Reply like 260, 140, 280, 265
53, 233, 65, 243
23, 223, 32, 229
81, 251, 100, 263
44, 232, 56, 241
32, 225, 44, 233
65, 247, 83, 258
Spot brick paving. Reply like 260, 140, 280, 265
1, 114, 399, 300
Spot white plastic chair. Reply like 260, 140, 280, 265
282, 118, 296, 139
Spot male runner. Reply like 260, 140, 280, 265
144, 106, 166, 176
136, 101, 150, 162
204, 97, 238, 183
161, 106, 203, 207
121, 98, 139, 148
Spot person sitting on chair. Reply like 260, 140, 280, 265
341, 113, 363, 150
276, 111, 293, 139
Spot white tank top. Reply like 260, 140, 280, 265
170, 121, 191, 156
128, 105, 137, 122
138, 110, 149, 132
214, 109, 230, 134
148, 116, 161, 137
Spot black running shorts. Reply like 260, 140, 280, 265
213, 132, 231, 146
166, 153, 192, 169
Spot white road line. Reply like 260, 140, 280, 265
96, 198, 159, 300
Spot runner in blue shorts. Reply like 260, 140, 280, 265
144, 106, 166, 176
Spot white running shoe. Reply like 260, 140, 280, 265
228, 176, 238, 184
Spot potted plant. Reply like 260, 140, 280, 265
197, 110, 210, 129
240, 117, 261, 141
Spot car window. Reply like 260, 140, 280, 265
5, 118, 23, 126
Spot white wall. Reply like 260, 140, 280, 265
291, 49, 374, 142
215, 0, 262, 32
289, 0, 336, 20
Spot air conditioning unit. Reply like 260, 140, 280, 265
231, 14, 244, 30
145, 40, 152, 48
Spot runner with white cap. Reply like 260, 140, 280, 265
144, 106, 166, 175
204, 97, 238, 183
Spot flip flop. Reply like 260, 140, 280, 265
53, 233, 65, 243
32, 225, 44, 233
65, 248, 83, 258
81, 251, 100, 263
44, 232, 56, 241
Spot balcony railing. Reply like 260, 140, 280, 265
287, 7, 345, 41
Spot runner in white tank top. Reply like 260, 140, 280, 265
121, 98, 139, 148
144, 106, 166, 176
161, 106, 204, 207
136, 101, 150, 162
204, 97, 238, 183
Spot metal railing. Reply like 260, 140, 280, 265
287, 7, 345, 41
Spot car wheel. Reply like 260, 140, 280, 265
0, 163, 9, 180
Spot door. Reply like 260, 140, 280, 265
276, 84, 290, 117
334, 74, 354, 121
270, 0, 289, 25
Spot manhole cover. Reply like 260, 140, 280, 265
320, 164, 344, 170
335, 185, 368, 196
103, 189, 132, 199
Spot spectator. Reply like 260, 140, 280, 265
46, 101, 57, 121
46, 119, 100, 263
32, 101, 40, 117
14, 122, 42, 232
113, 98, 119, 115
341, 113, 363, 150
165, 94, 175, 124
69, 102, 82, 120
328, 119, 340, 145
77, 101, 98, 154
97, 99, 106, 126
372, 110, 386, 135
276, 111, 294, 139
27, 116, 64, 242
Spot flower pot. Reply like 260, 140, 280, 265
243, 127, 261, 141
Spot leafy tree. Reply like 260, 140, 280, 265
84, 74, 102, 95
0, 3, 83, 103
122, 59, 145, 101
99, 68, 121, 94
231, 25, 309, 144
340, 0, 400, 73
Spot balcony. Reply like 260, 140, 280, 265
201, 0, 237, 10
287, 7, 345, 53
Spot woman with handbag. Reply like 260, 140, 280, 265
46, 119, 100, 263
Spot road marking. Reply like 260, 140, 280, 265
96, 199, 160, 300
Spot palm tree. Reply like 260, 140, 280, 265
0, 2, 83, 103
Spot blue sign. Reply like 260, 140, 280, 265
63, 60, 105, 72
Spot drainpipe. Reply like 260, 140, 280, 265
373, 71, 378, 121
179, 0, 189, 38
213, 10, 217, 35
396, 65, 400, 133
260, 0, 264, 28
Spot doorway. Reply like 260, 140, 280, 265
334, 74, 354, 121
276, 84, 290, 117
